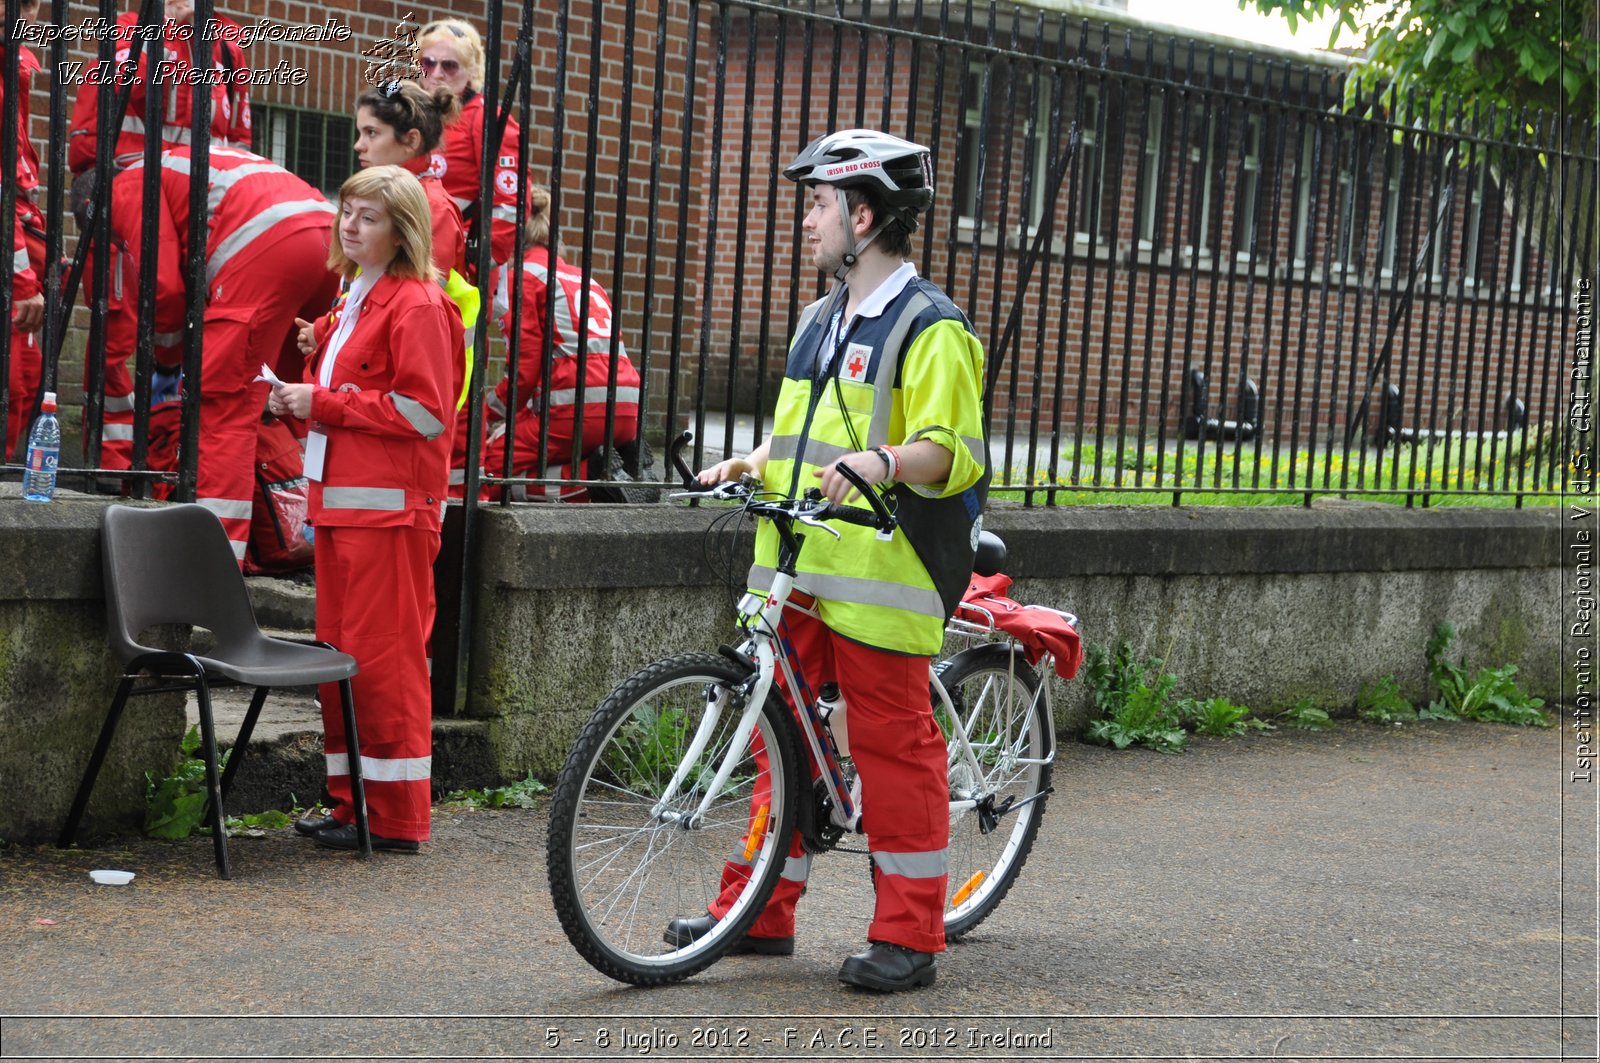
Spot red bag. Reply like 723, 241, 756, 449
243, 416, 314, 575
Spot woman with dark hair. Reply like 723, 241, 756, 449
483, 184, 641, 501
268, 165, 462, 853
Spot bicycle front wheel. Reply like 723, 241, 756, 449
546, 652, 800, 985
934, 643, 1053, 939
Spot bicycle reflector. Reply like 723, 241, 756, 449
743, 804, 770, 861
950, 871, 986, 907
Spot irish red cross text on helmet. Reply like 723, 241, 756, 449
783, 128, 935, 234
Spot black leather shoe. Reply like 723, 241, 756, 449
663, 913, 794, 956
312, 823, 419, 853
838, 941, 937, 991
293, 814, 339, 836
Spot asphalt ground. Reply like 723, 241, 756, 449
2, 720, 1595, 1063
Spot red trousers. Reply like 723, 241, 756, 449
6, 209, 43, 455
482, 405, 639, 502
198, 225, 335, 563
709, 609, 950, 953
315, 523, 439, 842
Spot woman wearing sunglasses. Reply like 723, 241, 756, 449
416, 18, 524, 269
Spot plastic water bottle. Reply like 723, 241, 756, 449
818, 682, 850, 757
23, 391, 60, 503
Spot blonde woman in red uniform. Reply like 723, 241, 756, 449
348, 80, 477, 480
267, 165, 462, 852
416, 18, 522, 267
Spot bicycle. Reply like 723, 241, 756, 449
545, 432, 1070, 985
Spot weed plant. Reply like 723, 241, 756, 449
1425, 623, 1549, 726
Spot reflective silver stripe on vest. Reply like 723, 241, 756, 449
197, 496, 253, 521
486, 391, 507, 417
12, 246, 27, 273
449, 467, 466, 485
389, 393, 446, 440
322, 486, 407, 511
768, 434, 851, 468
872, 848, 948, 879
725, 843, 753, 869
324, 752, 433, 782
544, 385, 640, 409
102, 423, 134, 440
157, 153, 289, 217
781, 853, 812, 883
491, 204, 520, 225
867, 290, 934, 446
207, 199, 335, 283
747, 564, 946, 620
905, 425, 986, 468
153, 329, 185, 348
121, 114, 192, 144
103, 394, 136, 413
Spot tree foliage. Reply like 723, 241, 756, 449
1243, 0, 1598, 129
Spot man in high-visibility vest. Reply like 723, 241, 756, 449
678, 129, 989, 992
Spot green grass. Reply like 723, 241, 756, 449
991, 432, 1569, 507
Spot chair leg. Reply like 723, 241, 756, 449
194, 680, 232, 880
58, 675, 138, 848
208, 686, 268, 828
338, 677, 373, 859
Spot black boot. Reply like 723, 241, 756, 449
663, 913, 793, 955
837, 941, 937, 991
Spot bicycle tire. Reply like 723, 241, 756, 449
546, 651, 801, 985
934, 643, 1052, 939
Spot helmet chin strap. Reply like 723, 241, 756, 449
832, 217, 892, 284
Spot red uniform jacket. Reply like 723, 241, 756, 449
487, 246, 641, 432
428, 92, 520, 266
5, 43, 42, 300
111, 145, 334, 365
305, 274, 460, 532
68, 13, 252, 174
403, 155, 467, 278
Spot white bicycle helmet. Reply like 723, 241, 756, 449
783, 128, 935, 234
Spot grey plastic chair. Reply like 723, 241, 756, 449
59, 503, 371, 877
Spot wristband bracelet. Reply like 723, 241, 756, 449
870, 445, 898, 481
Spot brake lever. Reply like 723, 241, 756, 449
797, 510, 843, 539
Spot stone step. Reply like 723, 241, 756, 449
182, 683, 494, 816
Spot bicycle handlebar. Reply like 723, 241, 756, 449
666, 428, 897, 534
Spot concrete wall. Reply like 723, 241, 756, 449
467, 501, 1563, 780
0, 493, 1562, 842
0, 491, 186, 845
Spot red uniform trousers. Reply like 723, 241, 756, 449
315, 523, 439, 842
7, 206, 44, 454
483, 403, 640, 503
199, 224, 336, 562
709, 609, 950, 954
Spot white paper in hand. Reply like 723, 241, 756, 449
254, 362, 283, 386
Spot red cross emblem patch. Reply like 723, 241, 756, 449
842, 342, 873, 382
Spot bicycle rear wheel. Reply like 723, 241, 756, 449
546, 651, 800, 985
934, 643, 1053, 939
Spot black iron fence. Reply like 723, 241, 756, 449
2, 1, 1596, 700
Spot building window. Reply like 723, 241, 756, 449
1185, 108, 1219, 258
1234, 113, 1264, 261
253, 104, 354, 196
1074, 84, 1104, 243
1291, 123, 1317, 267
1136, 94, 1166, 248
955, 62, 987, 225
